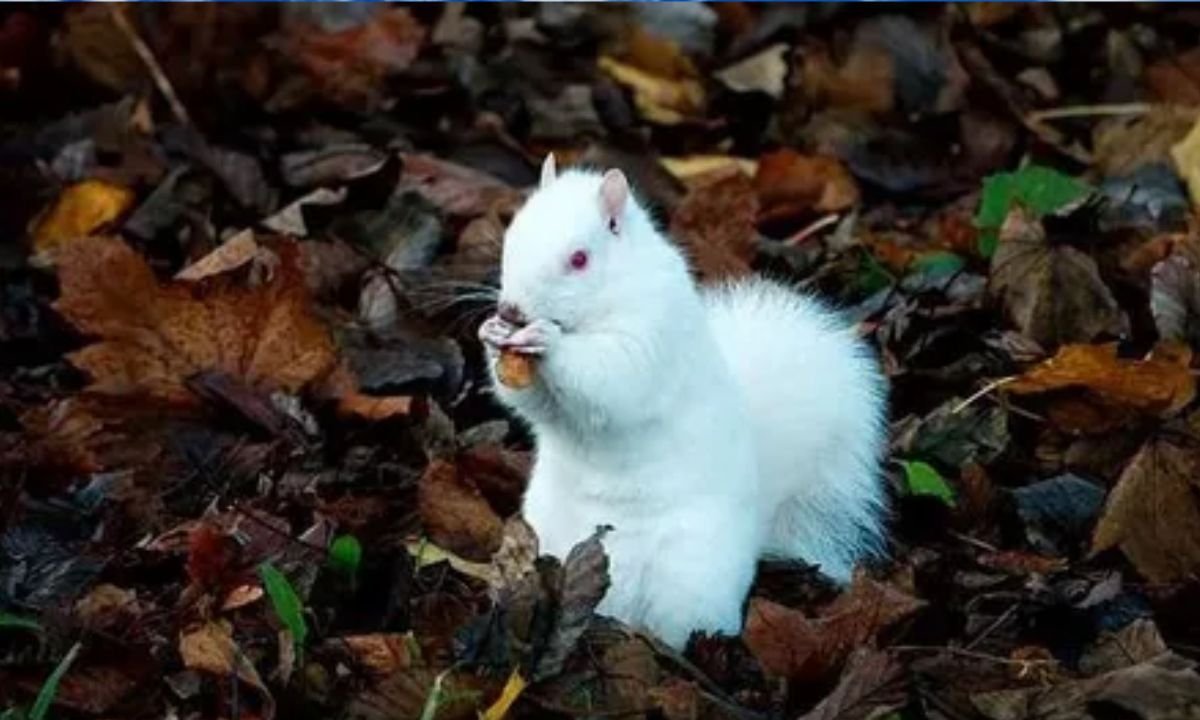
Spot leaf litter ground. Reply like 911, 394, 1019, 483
3, 3, 1200, 720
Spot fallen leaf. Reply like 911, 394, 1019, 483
73, 583, 139, 630
1146, 47, 1200, 105
283, 4, 426, 110
535, 526, 612, 680
53, 235, 337, 405
899, 459, 956, 507
669, 170, 759, 282
1010, 474, 1106, 557
1170, 115, 1200, 208
598, 55, 705, 125
622, 25, 699, 81
754, 148, 859, 221
418, 458, 504, 562
1093, 106, 1198, 178
185, 522, 241, 589
988, 208, 1127, 349
714, 43, 789, 99
175, 230, 261, 281
316, 363, 415, 422
481, 669, 527, 720
1006, 343, 1195, 420
179, 620, 275, 718
743, 573, 922, 682
660, 155, 758, 185
1152, 251, 1200, 348
396, 153, 523, 219
1092, 432, 1200, 583
972, 652, 1200, 720
335, 634, 415, 678
30, 179, 135, 262
797, 648, 906, 720
976, 551, 1067, 576
1079, 619, 1169, 675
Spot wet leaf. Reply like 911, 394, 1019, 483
535, 526, 611, 680
797, 648, 906, 720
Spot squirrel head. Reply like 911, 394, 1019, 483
497, 154, 674, 333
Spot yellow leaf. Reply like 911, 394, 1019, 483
598, 56, 704, 125
31, 179, 135, 262
480, 669, 527, 720
1171, 116, 1200, 207
660, 155, 758, 183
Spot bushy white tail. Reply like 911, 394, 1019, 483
703, 279, 888, 582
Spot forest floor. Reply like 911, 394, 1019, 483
2, 3, 1200, 719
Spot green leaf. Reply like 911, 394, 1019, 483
29, 641, 81, 720
911, 250, 965, 278
975, 165, 1092, 258
0, 613, 42, 634
258, 563, 308, 662
900, 460, 956, 507
328, 535, 363, 577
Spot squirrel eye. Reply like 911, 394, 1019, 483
568, 249, 589, 271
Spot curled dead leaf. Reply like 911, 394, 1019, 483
754, 148, 859, 220
598, 55, 705, 125
418, 458, 504, 562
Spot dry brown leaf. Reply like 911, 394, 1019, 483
338, 634, 414, 678
622, 25, 699, 81
317, 363, 415, 422
1007, 343, 1195, 420
175, 230, 261, 281
670, 170, 759, 282
797, 648, 906, 720
1145, 47, 1200, 105
179, 620, 275, 718
598, 55, 705, 125
396, 153, 524, 219
31, 179, 135, 262
743, 573, 922, 682
418, 458, 504, 562
1092, 433, 1200, 583
53, 235, 336, 405
754, 149, 859, 221
74, 583, 139, 630
989, 208, 1127, 349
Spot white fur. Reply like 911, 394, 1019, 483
482, 167, 887, 648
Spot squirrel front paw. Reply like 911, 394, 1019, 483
504, 319, 561, 356
479, 315, 515, 352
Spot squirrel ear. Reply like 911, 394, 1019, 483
599, 169, 628, 234
540, 153, 557, 189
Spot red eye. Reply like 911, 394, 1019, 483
568, 249, 589, 271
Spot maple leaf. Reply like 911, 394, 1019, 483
53, 235, 337, 405
1092, 431, 1200, 583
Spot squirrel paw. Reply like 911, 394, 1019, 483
479, 315, 515, 351
504, 319, 560, 355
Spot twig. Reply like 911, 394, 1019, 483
964, 602, 1019, 651
950, 531, 1000, 554
108, 5, 193, 128
891, 644, 1055, 668
951, 376, 1017, 415
784, 213, 841, 246
1027, 102, 1154, 122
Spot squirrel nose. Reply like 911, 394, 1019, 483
498, 301, 527, 326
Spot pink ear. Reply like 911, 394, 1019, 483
599, 169, 628, 234
540, 153, 557, 189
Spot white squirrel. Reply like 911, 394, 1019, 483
478, 155, 888, 649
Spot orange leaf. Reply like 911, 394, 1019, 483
53, 235, 337, 405
1006, 343, 1195, 419
754, 149, 859, 222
